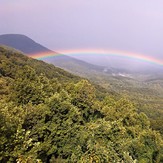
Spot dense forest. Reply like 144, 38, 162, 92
84, 72, 163, 135
0, 46, 163, 162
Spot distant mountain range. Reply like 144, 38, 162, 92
0, 34, 162, 80
0, 34, 52, 54
0, 34, 163, 133
0, 34, 110, 76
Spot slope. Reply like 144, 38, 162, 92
0, 34, 107, 77
0, 45, 162, 163
0, 45, 80, 82
0, 34, 163, 133
0, 34, 52, 54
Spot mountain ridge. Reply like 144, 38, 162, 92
0, 34, 53, 54
0, 34, 112, 77
0, 34, 163, 134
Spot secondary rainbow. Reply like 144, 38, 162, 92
29, 49, 163, 66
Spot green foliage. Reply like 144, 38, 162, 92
11, 66, 56, 105
0, 46, 163, 162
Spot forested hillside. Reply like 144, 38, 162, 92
87, 72, 163, 134
1, 34, 162, 135
0, 34, 106, 77
0, 46, 163, 162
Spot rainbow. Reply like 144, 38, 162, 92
29, 49, 163, 66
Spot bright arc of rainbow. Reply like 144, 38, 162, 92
28, 49, 163, 66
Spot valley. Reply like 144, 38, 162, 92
0, 34, 163, 134
0, 45, 163, 162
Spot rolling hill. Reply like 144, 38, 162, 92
1, 34, 162, 80
0, 34, 110, 77
0, 45, 162, 162
0, 34, 52, 54
0, 34, 163, 134
0, 45, 80, 82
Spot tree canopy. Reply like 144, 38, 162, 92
0, 46, 163, 162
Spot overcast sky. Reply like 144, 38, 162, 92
1, 0, 163, 63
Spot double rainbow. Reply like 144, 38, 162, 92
29, 49, 163, 66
